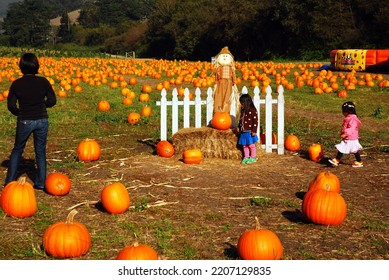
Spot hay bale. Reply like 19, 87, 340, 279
171, 127, 262, 159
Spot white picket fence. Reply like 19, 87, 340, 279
156, 85, 285, 154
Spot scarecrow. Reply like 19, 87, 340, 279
212, 46, 239, 115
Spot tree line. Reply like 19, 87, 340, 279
1, 0, 388, 61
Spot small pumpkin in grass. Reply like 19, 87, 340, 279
260, 131, 277, 145
42, 210, 91, 258
0, 177, 37, 218
116, 241, 158, 260
128, 112, 141, 125
76, 138, 101, 162
183, 149, 203, 164
337, 89, 348, 98
308, 143, 323, 162
284, 134, 300, 151
156, 140, 174, 158
128, 77, 137, 85
122, 97, 133, 106
308, 171, 340, 193
139, 93, 150, 102
45, 172, 71, 196
237, 217, 283, 260
211, 112, 232, 130
141, 105, 152, 117
101, 182, 130, 214
141, 84, 152, 93
97, 100, 110, 111
302, 188, 347, 226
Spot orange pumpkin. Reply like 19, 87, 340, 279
141, 84, 152, 93
141, 106, 152, 117
42, 210, 91, 258
182, 149, 203, 164
237, 217, 283, 260
122, 97, 133, 106
156, 140, 174, 158
0, 177, 37, 218
211, 112, 232, 130
128, 112, 141, 125
57, 89, 67, 97
308, 171, 341, 193
116, 241, 158, 260
76, 138, 101, 162
308, 143, 323, 162
74, 85, 83, 93
139, 93, 150, 102
128, 77, 137, 85
260, 131, 277, 145
302, 188, 347, 226
101, 182, 130, 214
337, 89, 348, 98
97, 100, 110, 111
45, 172, 71, 196
284, 134, 300, 151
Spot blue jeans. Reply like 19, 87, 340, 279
5, 118, 49, 188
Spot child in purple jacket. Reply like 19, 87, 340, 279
329, 101, 363, 168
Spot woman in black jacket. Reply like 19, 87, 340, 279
4, 53, 57, 190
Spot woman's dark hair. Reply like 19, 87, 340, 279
19, 53, 39, 74
342, 101, 357, 115
239, 93, 255, 114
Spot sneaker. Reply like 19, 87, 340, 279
241, 158, 250, 164
246, 157, 257, 164
328, 158, 339, 166
352, 161, 364, 168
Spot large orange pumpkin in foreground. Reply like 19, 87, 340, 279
308, 143, 323, 162
156, 140, 175, 158
101, 182, 131, 214
45, 172, 71, 196
284, 134, 300, 151
0, 177, 37, 218
42, 209, 91, 258
302, 188, 347, 226
182, 149, 203, 164
211, 112, 232, 130
76, 138, 101, 162
116, 241, 158, 260
237, 217, 283, 260
308, 171, 341, 193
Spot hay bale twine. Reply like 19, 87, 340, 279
171, 127, 262, 160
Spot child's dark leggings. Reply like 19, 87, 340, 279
336, 151, 362, 162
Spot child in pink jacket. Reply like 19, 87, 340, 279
329, 101, 363, 167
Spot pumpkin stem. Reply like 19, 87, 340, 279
66, 209, 78, 224
132, 241, 139, 247
254, 216, 262, 230
18, 177, 26, 184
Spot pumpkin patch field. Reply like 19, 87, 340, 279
0, 53, 388, 260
